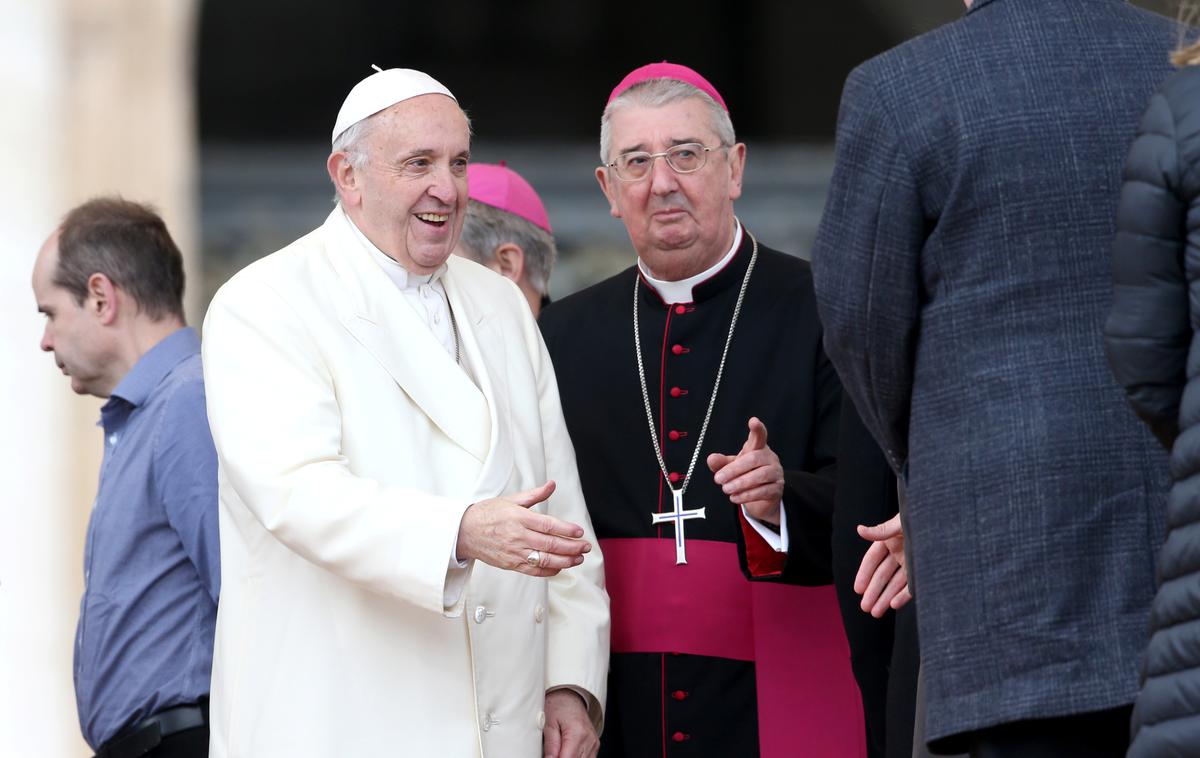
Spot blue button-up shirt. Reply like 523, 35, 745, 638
74, 327, 220, 749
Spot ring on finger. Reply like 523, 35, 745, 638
526, 550, 541, 566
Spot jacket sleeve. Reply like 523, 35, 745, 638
739, 323, 841, 585
202, 276, 474, 616
1104, 91, 1190, 451
782, 329, 842, 582
521, 298, 610, 733
811, 65, 926, 476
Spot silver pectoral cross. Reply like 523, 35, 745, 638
651, 488, 707, 565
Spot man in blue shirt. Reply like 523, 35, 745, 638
31, 197, 220, 758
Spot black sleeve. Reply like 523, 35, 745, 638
830, 396, 900, 608
1104, 90, 1190, 451
737, 315, 842, 585
831, 395, 908, 757
777, 335, 842, 585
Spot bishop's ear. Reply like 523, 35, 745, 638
727, 142, 747, 202
328, 152, 362, 208
492, 243, 526, 283
595, 166, 622, 219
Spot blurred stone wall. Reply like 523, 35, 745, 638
1, 2, 198, 756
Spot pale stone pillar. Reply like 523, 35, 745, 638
0, 1, 198, 756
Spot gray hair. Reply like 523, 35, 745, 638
599, 78, 736, 164
330, 113, 379, 204
458, 199, 557, 295
332, 114, 377, 172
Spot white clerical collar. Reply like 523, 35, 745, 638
637, 218, 743, 304
342, 206, 446, 291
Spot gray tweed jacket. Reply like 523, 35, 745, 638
812, 0, 1175, 749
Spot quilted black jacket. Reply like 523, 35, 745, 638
1105, 63, 1200, 756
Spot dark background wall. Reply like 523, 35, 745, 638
194, 1, 1178, 301
197, 1, 948, 144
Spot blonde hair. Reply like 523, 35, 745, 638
1173, 2, 1200, 66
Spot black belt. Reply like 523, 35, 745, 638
94, 700, 208, 758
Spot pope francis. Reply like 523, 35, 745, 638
201, 68, 609, 757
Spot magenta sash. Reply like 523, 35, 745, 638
601, 538, 866, 758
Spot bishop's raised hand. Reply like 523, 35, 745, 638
706, 417, 784, 525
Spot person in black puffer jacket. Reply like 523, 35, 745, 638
1104, 35, 1200, 757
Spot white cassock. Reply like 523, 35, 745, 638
201, 207, 609, 757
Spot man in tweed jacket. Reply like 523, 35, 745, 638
812, 0, 1175, 754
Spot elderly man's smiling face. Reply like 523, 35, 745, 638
336, 94, 470, 273
596, 96, 745, 282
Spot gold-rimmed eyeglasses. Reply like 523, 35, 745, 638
605, 143, 723, 181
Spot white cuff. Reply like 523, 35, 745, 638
444, 540, 471, 608
742, 503, 789, 553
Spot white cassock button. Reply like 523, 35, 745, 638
536, 710, 546, 730
474, 605, 487, 624
534, 605, 545, 623
482, 712, 498, 732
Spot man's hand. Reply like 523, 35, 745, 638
854, 513, 912, 617
456, 481, 591, 577
706, 417, 785, 525
543, 689, 599, 758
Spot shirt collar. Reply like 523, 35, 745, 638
342, 206, 447, 291
637, 218, 743, 304
107, 327, 199, 408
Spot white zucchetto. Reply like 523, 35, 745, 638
331, 66, 456, 145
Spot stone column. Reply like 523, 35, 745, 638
0, 1, 198, 755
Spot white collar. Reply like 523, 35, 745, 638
637, 218, 742, 304
342, 205, 446, 291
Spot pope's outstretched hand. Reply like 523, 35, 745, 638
457, 481, 591, 576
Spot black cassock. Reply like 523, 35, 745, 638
833, 398, 920, 758
541, 230, 864, 757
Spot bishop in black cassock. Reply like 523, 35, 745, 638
539, 61, 864, 758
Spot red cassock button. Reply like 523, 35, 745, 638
672, 344, 685, 355
672, 731, 689, 742
668, 430, 681, 441
675, 305, 687, 315
671, 690, 688, 701
670, 387, 683, 398
668, 472, 681, 483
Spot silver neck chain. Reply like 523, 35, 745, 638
633, 233, 759, 496
447, 296, 462, 365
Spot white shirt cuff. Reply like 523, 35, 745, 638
443, 542, 471, 608
742, 503, 789, 553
